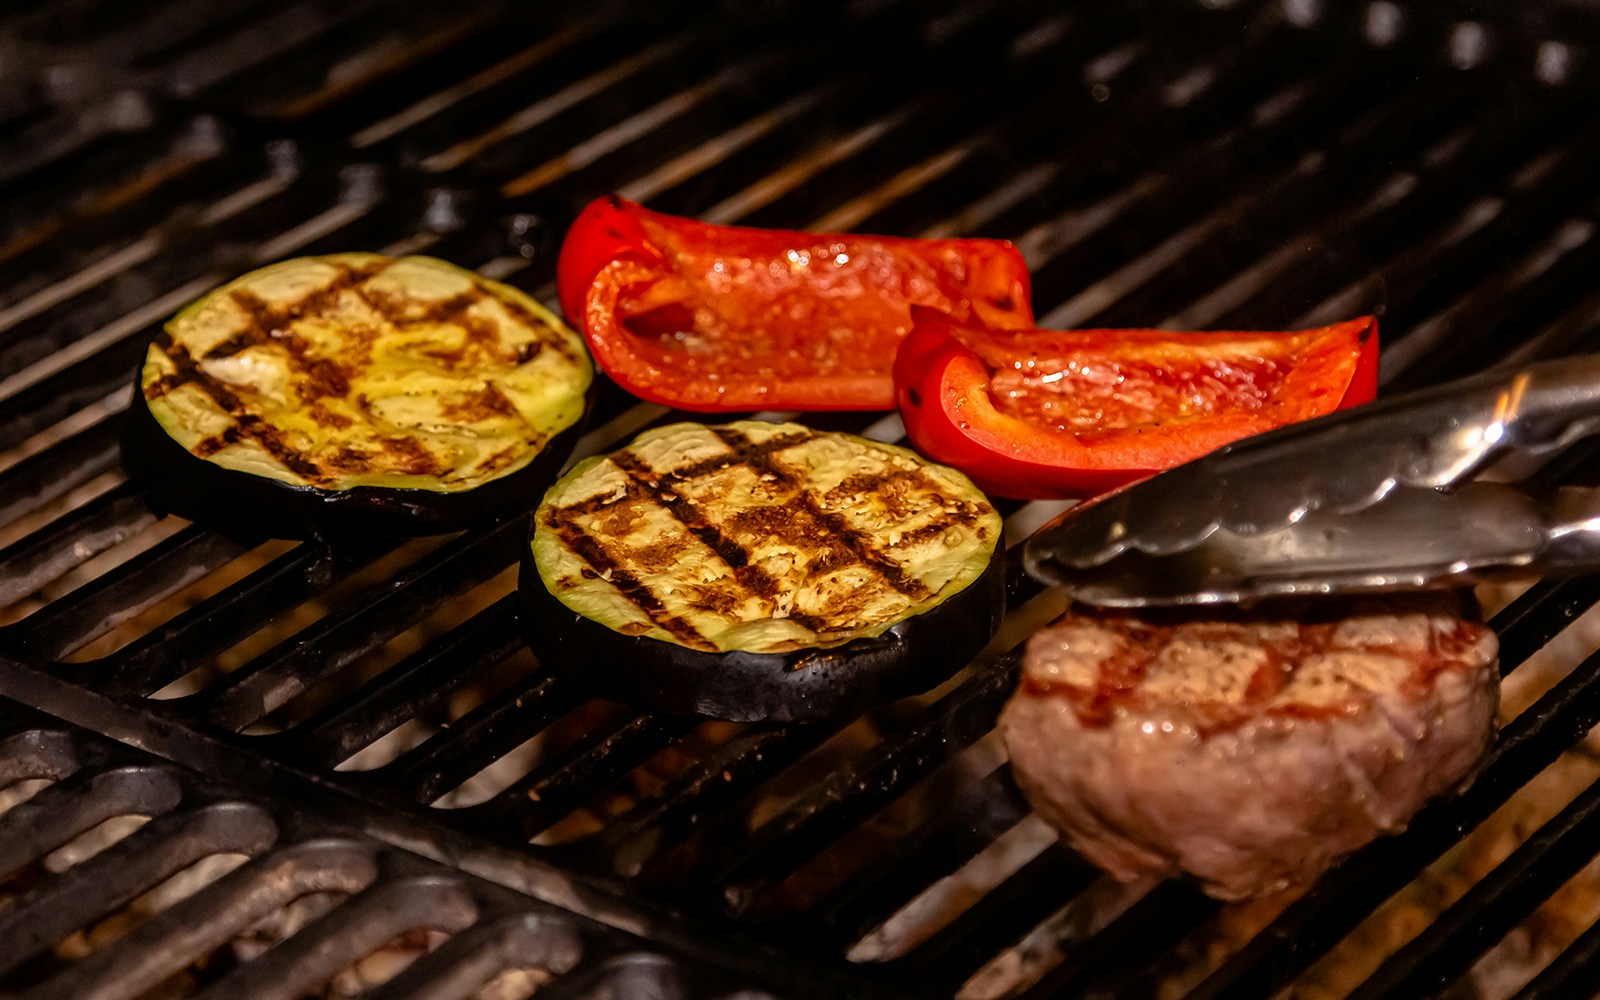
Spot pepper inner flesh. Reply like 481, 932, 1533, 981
972, 332, 1318, 441
615, 241, 912, 383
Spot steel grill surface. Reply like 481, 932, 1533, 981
2, 0, 1600, 997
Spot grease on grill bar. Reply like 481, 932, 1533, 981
4, 1, 1600, 998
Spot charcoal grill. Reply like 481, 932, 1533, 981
4, 1, 1600, 997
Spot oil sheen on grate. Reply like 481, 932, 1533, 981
4, 1, 1600, 998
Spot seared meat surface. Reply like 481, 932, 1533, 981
1001, 596, 1499, 900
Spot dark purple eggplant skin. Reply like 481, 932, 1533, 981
517, 541, 1005, 724
120, 386, 593, 540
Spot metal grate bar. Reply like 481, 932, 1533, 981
524, 951, 690, 1000
587, 723, 843, 878
11, 526, 249, 661
23, 838, 378, 1000
0, 334, 146, 449
0, 125, 232, 286
74, 0, 282, 67
0, 418, 122, 527
613, 82, 844, 207
386, 675, 588, 806
0, 728, 77, 787
1509, 909, 1600, 1000
1038, 70, 1484, 328
418, 31, 702, 176
0, 5, 1597, 998
362, 911, 582, 1000
1383, 212, 1600, 391
190, 874, 481, 1000
897, 844, 1097, 987
350, 16, 694, 166
158, 0, 390, 101
695, 14, 1135, 231
200, 520, 527, 731
1177, 98, 1581, 331
289, 596, 527, 767
348, 21, 602, 149
0, 103, 158, 193
496, 51, 807, 199
1013, 880, 1214, 1000
0, 764, 180, 878
1349, 772, 1600, 998
1487, 575, 1600, 673
478, 714, 702, 841
1497, 278, 1600, 368
0, 487, 153, 609
0, 280, 209, 411
486, 8, 1075, 230
1282, 128, 1596, 332
0, 163, 392, 440
234, 10, 506, 127
1359, 166, 1600, 378
0, 800, 278, 977
703, 655, 1020, 914
0, 701, 868, 999
1182, 643, 1600, 1000
814, 767, 1034, 953
0, 133, 245, 339
104, 539, 379, 695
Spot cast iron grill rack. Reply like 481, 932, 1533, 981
5, 0, 1600, 997
0, 696, 821, 999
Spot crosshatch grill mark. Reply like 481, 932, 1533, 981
147, 331, 323, 480
711, 426, 937, 602
141, 258, 563, 487
546, 511, 711, 648
607, 450, 780, 590
548, 427, 993, 644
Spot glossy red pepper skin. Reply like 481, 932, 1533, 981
894, 309, 1380, 500
557, 195, 1034, 411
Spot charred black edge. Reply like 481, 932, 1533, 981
516, 541, 1006, 724
119, 381, 596, 540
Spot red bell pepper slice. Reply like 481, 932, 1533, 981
894, 309, 1380, 500
557, 195, 1034, 411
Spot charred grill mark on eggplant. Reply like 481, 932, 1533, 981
146, 330, 325, 481
197, 329, 260, 361
710, 426, 934, 602
825, 468, 991, 541
218, 257, 393, 352
607, 449, 782, 589
139, 255, 587, 492
549, 428, 942, 634
532, 421, 1002, 658
545, 510, 710, 649
522, 420, 1006, 718
542, 449, 779, 644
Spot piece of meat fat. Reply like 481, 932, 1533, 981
1001, 594, 1500, 901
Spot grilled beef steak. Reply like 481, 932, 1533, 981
1000, 596, 1499, 900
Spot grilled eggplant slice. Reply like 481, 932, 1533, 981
123, 253, 594, 538
520, 420, 1005, 722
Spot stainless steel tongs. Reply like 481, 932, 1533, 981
1023, 354, 1600, 607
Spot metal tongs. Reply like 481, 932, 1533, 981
1024, 354, 1600, 607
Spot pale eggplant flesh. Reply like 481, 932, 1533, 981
521, 420, 1005, 722
123, 253, 593, 538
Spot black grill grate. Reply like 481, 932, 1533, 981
0, 696, 813, 999
4, 1, 1600, 997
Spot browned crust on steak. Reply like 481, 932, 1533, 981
1001, 595, 1500, 900
1019, 601, 1494, 735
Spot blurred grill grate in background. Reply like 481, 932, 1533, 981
4, 1, 1600, 997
